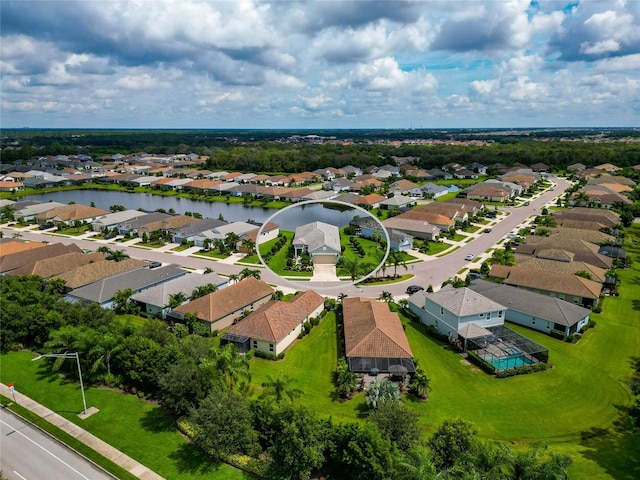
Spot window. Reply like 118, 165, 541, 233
498, 310, 503, 318
532, 317, 536, 325
253, 340, 257, 349
440, 306, 444, 316
269, 343, 274, 352
558, 294, 565, 300
479, 312, 484, 317
550, 292, 555, 297
573, 298, 579, 304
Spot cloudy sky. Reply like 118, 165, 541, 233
1, 0, 639, 129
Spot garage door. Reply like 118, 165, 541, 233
313, 254, 337, 264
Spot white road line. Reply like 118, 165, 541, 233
13, 471, 27, 480
1, 419, 91, 480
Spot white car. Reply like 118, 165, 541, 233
506, 233, 518, 239
464, 254, 475, 261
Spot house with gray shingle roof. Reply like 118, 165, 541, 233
408, 286, 506, 339
92, 210, 146, 232
221, 290, 324, 355
66, 264, 186, 308
468, 279, 591, 336
293, 221, 341, 264
131, 271, 227, 319
343, 297, 415, 374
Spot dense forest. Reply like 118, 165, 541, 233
1, 129, 640, 173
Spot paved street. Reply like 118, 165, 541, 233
0, 407, 115, 480
1, 177, 568, 300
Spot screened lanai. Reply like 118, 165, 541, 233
466, 325, 549, 373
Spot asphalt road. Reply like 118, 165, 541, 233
0, 407, 114, 480
2, 176, 569, 299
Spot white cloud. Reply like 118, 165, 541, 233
580, 39, 621, 55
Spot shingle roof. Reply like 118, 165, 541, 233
424, 286, 506, 316
69, 264, 186, 303
173, 277, 273, 322
514, 255, 607, 282
293, 221, 341, 253
469, 280, 592, 328
53, 257, 146, 288
0, 239, 49, 257
131, 271, 227, 307
393, 209, 454, 227
225, 290, 324, 343
9, 251, 107, 278
382, 217, 441, 235
495, 265, 602, 300
0, 242, 82, 273
35, 204, 109, 222
343, 297, 413, 359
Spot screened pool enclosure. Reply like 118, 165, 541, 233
466, 325, 549, 373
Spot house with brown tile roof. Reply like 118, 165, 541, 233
556, 219, 607, 231
552, 207, 621, 227
391, 209, 455, 232
0, 242, 82, 273
543, 227, 614, 245
9, 251, 107, 279
467, 185, 510, 202
137, 215, 199, 236
222, 290, 324, 355
411, 203, 469, 223
343, 297, 415, 374
0, 239, 49, 257
53, 257, 146, 289
171, 277, 273, 332
382, 217, 441, 240
35, 204, 109, 226
489, 265, 602, 308
352, 193, 387, 209
389, 179, 419, 195
0, 180, 24, 192
594, 163, 618, 172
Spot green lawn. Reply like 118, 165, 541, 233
424, 241, 452, 256
435, 191, 459, 202
54, 225, 92, 236
0, 351, 251, 480
338, 229, 386, 278
263, 231, 312, 277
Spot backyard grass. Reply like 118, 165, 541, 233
449, 232, 468, 242
338, 228, 386, 278
435, 191, 459, 202
0, 351, 252, 480
262, 231, 312, 277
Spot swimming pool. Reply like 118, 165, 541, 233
486, 354, 534, 372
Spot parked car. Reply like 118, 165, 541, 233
468, 272, 482, 279
465, 254, 475, 261
39, 223, 54, 230
524, 201, 530, 206
148, 261, 162, 268
484, 228, 492, 233
406, 285, 425, 295
506, 233, 518, 239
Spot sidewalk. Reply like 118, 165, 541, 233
0, 383, 165, 480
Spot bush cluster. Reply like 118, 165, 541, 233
495, 362, 548, 378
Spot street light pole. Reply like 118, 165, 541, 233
32, 352, 87, 415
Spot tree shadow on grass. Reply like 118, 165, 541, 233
167, 442, 221, 476
139, 406, 175, 433
580, 427, 640, 480
632, 299, 640, 311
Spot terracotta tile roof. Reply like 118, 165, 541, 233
183, 179, 221, 189
352, 193, 387, 205
0, 239, 49, 257
1, 243, 82, 273
53, 257, 146, 289
138, 215, 199, 234
412, 203, 466, 220
244, 222, 279, 242
467, 186, 510, 198
9, 252, 107, 278
226, 290, 324, 343
557, 219, 606, 231
343, 297, 413, 359
173, 277, 273, 323
545, 227, 614, 245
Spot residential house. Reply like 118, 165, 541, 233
192, 221, 261, 248
388, 179, 419, 196
13, 201, 65, 222
171, 277, 273, 332
9, 251, 106, 279
131, 271, 228, 319
35, 204, 109, 226
242, 222, 280, 252
567, 163, 586, 172
0, 242, 82, 273
382, 217, 441, 241
136, 215, 199, 237
0, 239, 50, 259
221, 290, 325, 355
351, 193, 387, 209
427, 168, 452, 180
0, 180, 24, 192
417, 183, 449, 199
343, 297, 415, 374
117, 212, 170, 236
408, 286, 506, 340
489, 265, 602, 308
552, 207, 621, 227
466, 185, 510, 203
325, 178, 355, 192
92, 210, 145, 232
53, 258, 147, 289
171, 218, 229, 244
67, 265, 186, 309
379, 195, 415, 210
530, 163, 549, 173
292, 221, 341, 264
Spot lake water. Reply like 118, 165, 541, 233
24, 190, 362, 231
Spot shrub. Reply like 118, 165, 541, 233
311, 316, 320, 326
245, 350, 255, 360
592, 305, 602, 313
425, 325, 449, 342
254, 350, 278, 360
297, 332, 304, 340
467, 351, 495, 374
137, 391, 145, 398
495, 362, 548, 378
549, 329, 566, 341
303, 321, 312, 334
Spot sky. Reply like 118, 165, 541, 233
1, 0, 639, 129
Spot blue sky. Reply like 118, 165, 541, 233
1, 0, 639, 129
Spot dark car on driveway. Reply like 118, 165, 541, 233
406, 285, 424, 295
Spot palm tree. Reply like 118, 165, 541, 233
397, 447, 441, 480
239, 268, 261, 280
191, 283, 218, 300
89, 331, 123, 378
337, 292, 348, 302
168, 292, 187, 309
228, 273, 239, 284
260, 374, 303, 403
11, 232, 22, 239
225, 231, 240, 252
378, 291, 394, 303
107, 249, 129, 262
388, 250, 408, 278
112, 288, 135, 314
241, 237, 255, 255
341, 257, 362, 282
211, 344, 251, 390
409, 367, 432, 400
